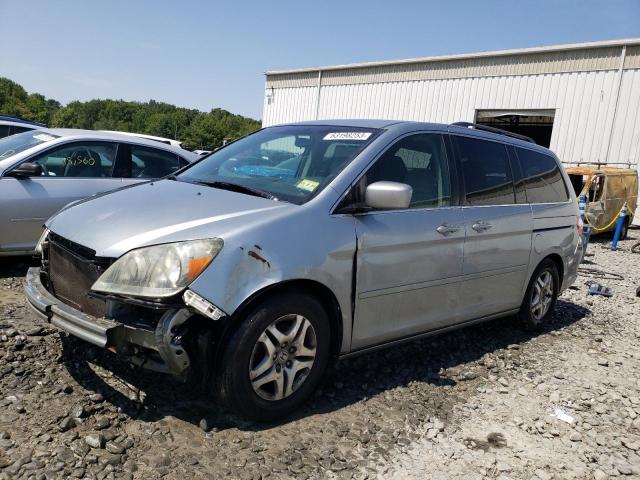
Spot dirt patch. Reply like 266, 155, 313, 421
0, 234, 639, 479
380, 233, 640, 479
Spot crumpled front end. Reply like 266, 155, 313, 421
24, 232, 226, 380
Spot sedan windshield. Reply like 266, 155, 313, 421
0, 130, 59, 160
177, 125, 380, 204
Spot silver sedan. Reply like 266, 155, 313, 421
0, 129, 198, 255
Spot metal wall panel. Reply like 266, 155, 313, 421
263, 69, 640, 169
625, 46, 640, 69
609, 68, 640, 165
318, 47, 624, 86
262, 86, 317, 127
265, 46, 631, 88
266, 72, 318, 89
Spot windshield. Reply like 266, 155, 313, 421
177, 125, 380, 204
0, 130, 59, 160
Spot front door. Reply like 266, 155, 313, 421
0, 141, 122, 252
351, 132, 465, 350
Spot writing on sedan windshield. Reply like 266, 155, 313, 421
63, 154, 98, 166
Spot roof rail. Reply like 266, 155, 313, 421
0, 115, 47, 127
450, 121, 536, 144
565, 161, 634, 169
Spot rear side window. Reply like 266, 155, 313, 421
9, 126, 31, 135
130, 145, 182, 178
454, 136, 515, 206
515, 148, 569, 203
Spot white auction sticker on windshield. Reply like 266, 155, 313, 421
323, 132, 372, 141
33, 134, 55, 142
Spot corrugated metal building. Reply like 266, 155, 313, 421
263, 38, 640, 169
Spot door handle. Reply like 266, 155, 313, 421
472, 221, 493, 232
436, 224, 460, 235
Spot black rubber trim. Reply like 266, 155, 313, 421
532, 225, 573, 233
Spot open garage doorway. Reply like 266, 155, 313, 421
475, 109, 555, 147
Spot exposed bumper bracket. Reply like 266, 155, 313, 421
24, 267, 189, 378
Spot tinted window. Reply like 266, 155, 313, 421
32, 142, 117, 177
366, 133, 450, 208
515, 148, 569, 203
9, 126, 31, 135
0, 126, 10, 138
455, 136, 515, 206
131, 145, 182, 178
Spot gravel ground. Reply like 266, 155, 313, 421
0, 232, 639, 480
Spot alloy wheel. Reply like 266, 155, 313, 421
249, 314, 317, 401
530, 270, 554, 321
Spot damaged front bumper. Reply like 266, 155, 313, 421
24, 267, 221, 379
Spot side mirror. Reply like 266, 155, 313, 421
8, 162, 43, 178
365, 181, 413, 210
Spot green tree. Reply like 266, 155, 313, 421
0, 77, 60, 124
0, 77, 261, 150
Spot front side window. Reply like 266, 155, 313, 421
31, 142, 117, 177
177, 126, 380, 204
130, 145, 182, 178
515, 147, 569, 203
365, 133, 451, 208
0, 130, 59, 161
455, 136, 515, 206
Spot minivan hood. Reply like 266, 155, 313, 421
47, 179, 293, 257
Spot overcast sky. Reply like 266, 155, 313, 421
1, 0, 639, 120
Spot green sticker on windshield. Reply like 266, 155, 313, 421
297, 179, 320, 192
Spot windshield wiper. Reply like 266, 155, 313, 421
192, 180, 277, 200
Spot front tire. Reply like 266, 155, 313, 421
216, 292, 330, 421
517, 259, 559, 330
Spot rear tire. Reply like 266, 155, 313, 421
517, 259, 559, 331
215, 292, 330, 421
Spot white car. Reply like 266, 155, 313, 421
0, 115, 47, 139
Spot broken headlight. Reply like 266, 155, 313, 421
92, 239, 223, 298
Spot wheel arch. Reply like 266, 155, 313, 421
544, 253, 565, 285
229, 279, 344, 360
523, 252, 566, 299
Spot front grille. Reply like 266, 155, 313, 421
46, 234, 112, 318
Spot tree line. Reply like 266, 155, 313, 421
0, 77, 261, 150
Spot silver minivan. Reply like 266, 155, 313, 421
25, 120, 582, 420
